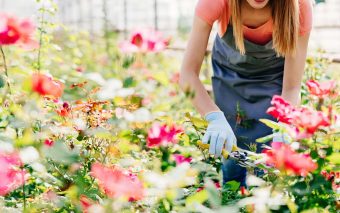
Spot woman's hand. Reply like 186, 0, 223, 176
202, 111, 237, 157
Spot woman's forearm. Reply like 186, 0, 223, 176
179, 71, 220, 117
179, 16, 219, 117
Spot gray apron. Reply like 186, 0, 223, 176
211, 25, 284, 151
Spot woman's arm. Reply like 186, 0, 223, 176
179, 16, 220, 116
281, 32, 311, 106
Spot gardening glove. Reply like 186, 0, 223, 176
202, 111, 237, 157
272, 132, 291, 144
272, 122, 291, 144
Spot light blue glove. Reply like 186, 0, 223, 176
272, 132, 291, 144
202, 111, 237, 157
272, 122, 291, 144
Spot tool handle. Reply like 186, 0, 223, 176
196, 140, 238, 158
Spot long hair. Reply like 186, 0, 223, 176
229, 0, 300, 56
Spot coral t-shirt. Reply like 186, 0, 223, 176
195, 0, 313, 45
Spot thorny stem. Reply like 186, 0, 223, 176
0, 46, 11, 94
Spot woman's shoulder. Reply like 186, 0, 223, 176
195, 0, 228, 26
298, 0, 313, 36
299, 0, 313, 11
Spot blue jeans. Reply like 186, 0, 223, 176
222, 158, 247, 187
222, 158, 265, 187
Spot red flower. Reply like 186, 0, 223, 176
264, 142, 317, 176
80, 195, 96, 213
119, 29, 169, 53
131, 32, 143, 47
292, 107, 330, 136
56, 102, 71, 117
32, 73, 64, 99
147, 123, 183, 148
307, 80, 337, 98
0, 13, 38, 49
267, 95, 296, 124
44, 139, 54, 147
173, 154, 192, 165
91, 163, 144, 201
0, 152, 26, 196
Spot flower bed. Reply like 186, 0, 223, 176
0, 10, 339, 213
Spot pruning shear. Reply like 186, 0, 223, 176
196, 140, 258, 168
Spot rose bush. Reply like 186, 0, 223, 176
0, 8, 338, 213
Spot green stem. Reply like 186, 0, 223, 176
37, 5, 46, 72
22, 169, 26, 210
0, 46, 11, 94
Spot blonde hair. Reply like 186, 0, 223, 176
229, 0, 300, 56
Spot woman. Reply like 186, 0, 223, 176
179, 0, 312, 186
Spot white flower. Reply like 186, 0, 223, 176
144, 163, 197, 197
0, 142, 14, 153
246, 175, 266, 187
19, 146, 40, 164
85, 73, 106, 85
73, 118, 87, 131
238, 187, 285, 212
31, 162, 46, 173
97, 78, 134, 100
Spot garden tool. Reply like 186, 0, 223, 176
196, 140, 258, 168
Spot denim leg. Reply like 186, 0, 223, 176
222, 158, 247, 187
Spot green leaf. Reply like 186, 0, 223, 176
256, 134, 274, 143
259, 119, 280, 130
123, 76, 136, 88
186, 189, 208, 206
326, 153, 340, 164
185, 112, 208, 129
179, 134, 190, 146
0, 75, 5, 88
223, 181, 240, 192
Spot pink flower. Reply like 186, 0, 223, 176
306, 80, 337, 98
119, 29, 170, 53
0, 13, 38, 49
267, 96, 331, 139
146, 123, 183, 148
0, 152, 26, 196
91, 163, 144, 201
44, 139, 54, 147
173, 154, 192, 165
264, 142, 317, 176
267, 95, 296, 124
292, 107, 330, 136
32, 73, 64, 99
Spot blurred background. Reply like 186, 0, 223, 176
2, 0, 340, 62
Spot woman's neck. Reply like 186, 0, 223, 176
241, 0, 272, 28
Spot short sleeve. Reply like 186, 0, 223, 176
299, 0, 313, 36
195, 0, 227, 26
